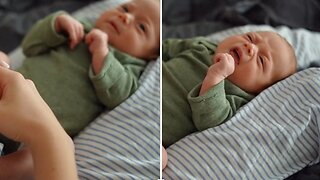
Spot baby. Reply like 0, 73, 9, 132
162, 31, 296, 168
0, 0, 159, 156
19, 0, 159, 137
0, 0, 159, 178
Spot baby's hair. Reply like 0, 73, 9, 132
276, 33, 297, 71
267, 32, 297, 88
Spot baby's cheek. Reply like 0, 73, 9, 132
228, 68, 262, 93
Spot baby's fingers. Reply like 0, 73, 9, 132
85, 32, 93, 45
224, 53, 235, 68
75, 24, 84, 43
68, 29, 76, 49
223, 53, 235, 75
78, 27, 85, 41
213, 53, 227, 64
69, 24, 84, 49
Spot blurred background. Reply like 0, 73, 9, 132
163, 0, 320, 39
0, 0, 99, 53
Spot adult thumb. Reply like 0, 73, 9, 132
0, 52, 10, 69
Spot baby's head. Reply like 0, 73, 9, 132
216, 31, 297, 94
95, 0, 160, 60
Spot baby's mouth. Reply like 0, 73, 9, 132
109, 21, 119, 34
229, 48, 240, 65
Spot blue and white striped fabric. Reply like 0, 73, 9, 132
163, 68, 320, 179
74, 59, 160, 179
73, 1, 160, 178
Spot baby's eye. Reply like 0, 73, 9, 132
259, 56, 264, 65
122, 5, 129, 12
139, 23, 146, 32
247, 34, 253, 42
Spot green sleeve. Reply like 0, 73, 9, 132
162, 37, 216, 61
187, 81, 251, 131
89, 49, 146, 109
22, 11, 68, 57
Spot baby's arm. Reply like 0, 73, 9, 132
162, 37, 215, 62
22, 12, 83, 56
88, 47, 146, 109
187, 53, 238, 131
199, 53, 235, 95
55, 14, 84, 49
85, 29, 109, 75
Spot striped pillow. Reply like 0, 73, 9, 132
163, 68, 320, 179
163, 25, 320, 179
75, 59, 160, 179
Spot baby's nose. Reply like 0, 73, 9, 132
244, 43, 256, 57
119, 13, 133, 24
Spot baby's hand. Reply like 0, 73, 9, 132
211, 53, 235, 78
199, 53, 235, 95
85, 29, 109, 74
55, 14, 84, 49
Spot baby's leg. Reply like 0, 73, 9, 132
0, 147, 33, 179
162, 146, 168, 170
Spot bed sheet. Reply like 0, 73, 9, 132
162, 25, 320, 179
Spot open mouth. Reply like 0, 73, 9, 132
109, 21, 119, 34
229, 48, 240, 65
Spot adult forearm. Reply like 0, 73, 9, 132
29, 124, 78, 180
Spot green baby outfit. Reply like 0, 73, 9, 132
18, 12, 147, 136
162, 37, 254, 147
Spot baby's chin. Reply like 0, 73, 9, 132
227, 76, 262, 95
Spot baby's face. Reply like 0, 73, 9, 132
216, 31, 296, 94
95, 0, 160, 60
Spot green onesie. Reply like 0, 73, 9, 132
18, 12, 147, 137
162, 38, 254, 147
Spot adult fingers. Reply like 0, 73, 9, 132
0, 52, 10, 69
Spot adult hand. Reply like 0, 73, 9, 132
0, 53, 77, 180
162, 146, 168, 170
0, 65, 60, 145
0, 52, 63, 144
0, 52, 10, 69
